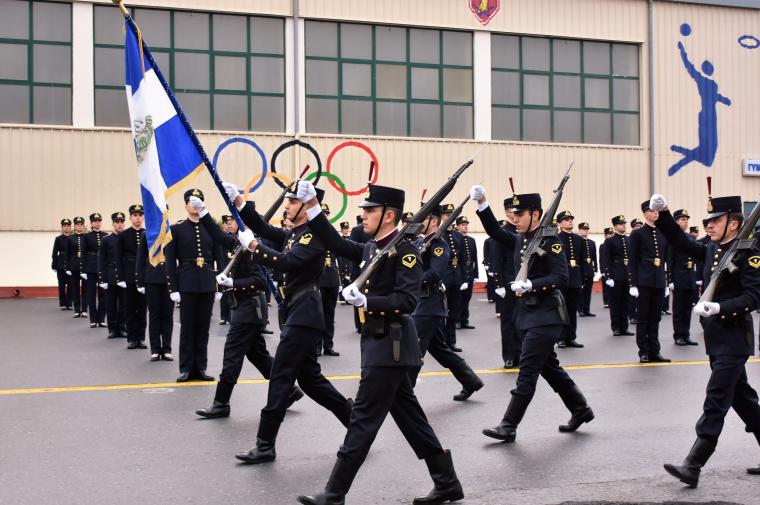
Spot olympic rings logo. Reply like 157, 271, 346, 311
739, 34, 760, 49
212, 138, 380, 224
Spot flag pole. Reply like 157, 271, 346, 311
112, 0, 248, 232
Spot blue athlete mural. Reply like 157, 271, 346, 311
668, 23, 732, 177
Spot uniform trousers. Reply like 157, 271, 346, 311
124, 283, 147, 343
512, 324, 576, 400
85, 276, 106, 324
105, 284, 126, 332
220, 292, 231, 322
459, 282, 474, 324
444, 287, 461, 347
260, 324, 348, 425
696, 355, 760, 440
498, 293, 521, 363
337, 366, 443, 467
178, 292, 214, 373
70, 271, 86, 313
602, 278, 611, 306
319, 286, 339, 350
635, 286, 664, 357
581, 275, 594, 314
56, 269, 71, 308
411, 316, 464, 383
609, 280, 631, 332
145, 283, 173, 354
219, 322, 273, 385
560, 286, 581, 343
672, 288, 697, 340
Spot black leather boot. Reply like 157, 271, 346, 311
450, 361, 484, 401
286, 385, 305, 409
335, 398, 354, 428
482, 395, 530, 442
235, 418, 280, 464
297, 457, 360, 505
663, 437, 716, 487
196, 381, 234, 418
413, 450, 464, 504
557, 384, 595, 432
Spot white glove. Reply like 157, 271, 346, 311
188, 195, 208, 217
99, 282, 108, 290
469, 185, 486, 202
629, 287, 639, 298
169, 292, 181, 303
238, 228, 256, 250
81, 273, 88, 280
694, 301, 720, 317
510, 280, 532, 294
495, 287, 507, 298
460, 282, 468, 291
65, 270, 71, 276
137, 287, 145, 295
487, 272, 494, 277
441, 283, 446, 293
649, 193, 667, 212
216, 273, 233, 287
342, 283, 367, 308
214, 292, 223, 302
668, 283, 675, 290
222, 181, 239, 202
696, 280, 703, 286
605, 279, 615, 288
117, 281, 127, 288
297, 180, 317, 203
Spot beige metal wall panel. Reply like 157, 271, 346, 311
653, 1, 760, 220
88, 0, 291, 16
301, 0, 647, 42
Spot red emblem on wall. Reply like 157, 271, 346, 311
469, 0, 500, 26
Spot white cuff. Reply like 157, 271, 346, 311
306, 205, 322, 221
478, 201, 489, 213
236, 200, 245, 212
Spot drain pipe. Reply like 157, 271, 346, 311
648, 0, 656, 194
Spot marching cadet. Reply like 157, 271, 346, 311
556, 210, 585, 348
412, 204, 484, 401
649, 193, 760, 486
578, 222, 598, 317
98, 212, 127, 338
669, 209, 699, 346
136, 227, 174, 361
455, 216, 478, 330
82, 213, 107, 328
120, 205, 147, 350
190, 199, 304, 419
217, 215, 238, 326
318, 203, 341, 357
52, 218, 72, 310
66, 216, 88, 318
337, 221, 352, 302
599, 227, 614, 308
349, 214, 371, 333
225, 182, 353, 465
602, 216, 635, 336
441, 203, 466, 352
491, 199, 520, 369
296, 181, 464, 505
164, 190, 224, 382
629, 201, 671, 364
471, 185, 594, 443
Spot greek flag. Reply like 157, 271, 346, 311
124, 17, 204, 265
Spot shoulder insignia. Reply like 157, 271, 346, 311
298, 233, 313, 245
433, 247, 444, 257
402, 254, 417, 269
749, 255, 760, 269
551, 243, 563, 254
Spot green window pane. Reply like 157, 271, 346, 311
95, 47, 124, 87
33, 1, 70, 42
411, 67, 438, 100
341, 99, 373, 135
376, 101, 406, 136
492, 107, 520, 140
152, 50, 171, 79
306, 97, 338, 133
0, 43, 28, 80
95, 88, 129, 127
33, 44, 71, 84
523, 74, 549, 106
375, 25, 405, 62
252, 96, 284, 132
409, 28, 439, 64
613, 79, 639, 112
0, 0, 28, 39
133, 9, 171, 48
214, 55, 246, 91
174, 52, 210, 90
305, 21, 337, 57
523, 109, 550, 142
410, 103, 440, 138
491, 71, 519, 106
341, 23, 372, 60
94, 5, 123, 46
305, 59, 338, 95
251, 56, 284, 93
174, 11, 209, 50
584, 77, 609, 109
251, 17, 284, 55
584, 111, 611, 144
0, 84, 29, 123
176, 92, 210, 129
443, 30, 471, 66
342, 62, 371, 97
553, 75, 580, 108
443, 104, 472, 139
613, 44, 639, 77
376, 64, 406, 99
553, 39, 580, 73
522, 37, 550, 72
553, 110, 581, 143
214, 94, 248, 131
584, 41, 610, 75
613, 113, 639, 145
33, 85, 71, 125
491, 34, 519, 69
213, 14, 246, 52
443, 68, 472, 102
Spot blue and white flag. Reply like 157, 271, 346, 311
124, 18, 204, 265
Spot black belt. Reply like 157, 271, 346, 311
282, 284, 319, 305
87, 252, 98, 256
181, 259, 213, 266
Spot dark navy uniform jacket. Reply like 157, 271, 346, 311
164, 220, 220, 294
657, 211, 760, 356
461, 234, 478, 283
558, 230, 584, 288
581, 238, 598, 278
239, 201, 326, 331
629, 224, 668, 289
441, 229, 465, 287
668, 230, 698, 290
135, 237, 167, 286
82, 230, 108, 274
66, 233, 86, 271
348, 224, 371, 281
412, 235, 449, 318
601, 234, 633, 285
477, 205, 569, 331
98, 233, 122, 285
119, 227, 145, 286
309, 212, 422, 368
52, 234, 69, 270
320, 248, 340, 288
490, 222, 517, 290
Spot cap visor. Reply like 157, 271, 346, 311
358, 200, 382, 208
705, 211, 728, 221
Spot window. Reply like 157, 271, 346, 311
0, 0, 71, 125
304, 21, 473, 139
491, 35, 640, 145
93, 6, 285, 131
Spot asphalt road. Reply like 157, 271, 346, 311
1, 295, 759, 505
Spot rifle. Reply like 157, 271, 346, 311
698, 200, 760, 304
419, 193, 470, 256
513, 161, 573, 285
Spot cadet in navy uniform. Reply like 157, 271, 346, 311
191, 200, 304, 419
226, 183, 352, 465
441, 203, 466, 352
82, 213, 107, 328
66, 217, 88, 317
455, 216, 478, 330
318, 203, 341, 357
52, 218, 72, 310
556, 210, 585, 348
491, 199, 520, 369
472, 186, 594, 443
412, 204, 484, 401
98, 212, 127, 338
337, 221, 352, 302
602, 216, 635, 336
349, 215, 372, 332
217, 215, 238, 326
136, 227, 174, 361
669, 209, 700, 346
120, 205, 147, 350
297, 182, 464, 505
164, 190, 224, 382
650, 193, 760, 486
599, 227, 614, 307
578, 222, 598, 317
630, 201, 671, 363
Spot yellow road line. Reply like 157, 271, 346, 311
1, 358, 758, 396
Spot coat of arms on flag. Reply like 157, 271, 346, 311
469, 0, 500, 25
